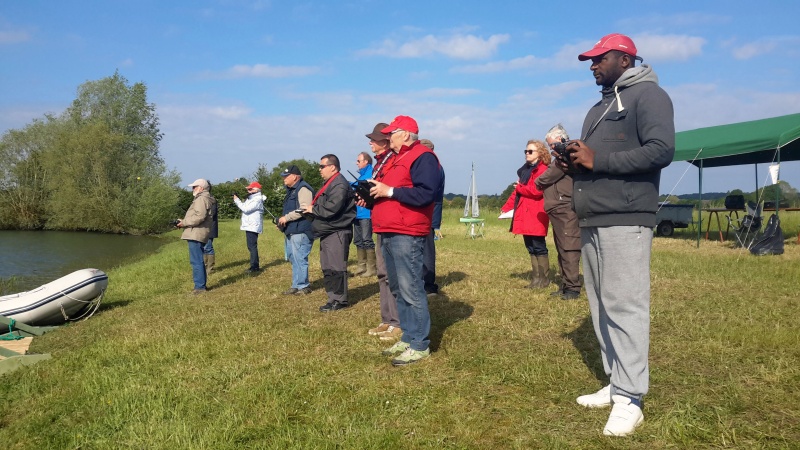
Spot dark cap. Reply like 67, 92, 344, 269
280, 165, 301, 177
365, 123, 390, 142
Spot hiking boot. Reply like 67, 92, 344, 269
191, 288, 207, 295
561, 290, 580, 300
603, 395, 644, 436
381, 340, 410, 356
577, 384, 612, 408
378, 325, 402, 342
391, 348, 430, 366
550, 288, 564, 297
368, 323, 390, 336
282, 288, 299, 295
319, 302, 350, 312
295, 287, 312, 295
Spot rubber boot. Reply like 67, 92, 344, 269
205, 254, 215, 276
360, 248, 377, 277
526, 254, 540, 289
354, 248, 367, 276
536, 255, 551, 288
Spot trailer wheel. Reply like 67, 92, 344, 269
657, 221, 674, 237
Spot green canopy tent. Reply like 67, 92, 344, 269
672, 113, 800, 245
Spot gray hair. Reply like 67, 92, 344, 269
545, 123, 570, 142
409, 132, 419, 141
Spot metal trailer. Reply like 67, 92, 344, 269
655, 203, 695, 236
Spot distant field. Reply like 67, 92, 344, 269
2, 208, 798, 448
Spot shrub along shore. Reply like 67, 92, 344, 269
2, 209, 799, 448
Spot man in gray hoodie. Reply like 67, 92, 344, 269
557, 33, 675, 437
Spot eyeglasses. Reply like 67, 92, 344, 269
524, 150, 535, 155
319, 164, 332, 169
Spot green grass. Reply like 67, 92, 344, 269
2, 208, 799, 449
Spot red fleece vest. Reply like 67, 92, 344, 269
372, 142, 435, 236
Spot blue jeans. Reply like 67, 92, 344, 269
352, 219, 375, 249
286, 233, 312, 289
187, 240, 206, 289
246, 231, 259, 270
203, 238, 214, 255
523, 235, 548, 256
381, 233, 430, 351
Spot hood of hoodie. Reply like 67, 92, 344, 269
614, 64, 658, 89
600, 64, 659, 114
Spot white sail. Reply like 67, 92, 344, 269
463, 162, 480, 218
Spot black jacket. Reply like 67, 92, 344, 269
310, 173, 356, 238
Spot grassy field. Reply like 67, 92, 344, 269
2, 208, 799, 449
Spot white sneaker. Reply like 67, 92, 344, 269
576, 384, 612, 408
602, 395, 644, 436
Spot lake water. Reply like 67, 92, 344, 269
0, 230, 166, 293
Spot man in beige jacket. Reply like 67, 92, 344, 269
177, 178, 216, 294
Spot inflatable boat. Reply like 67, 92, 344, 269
0, 268, 108, 325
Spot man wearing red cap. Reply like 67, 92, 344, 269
557, 33, 675, 436
368, 115, 443, 366
234, 181, 267, 273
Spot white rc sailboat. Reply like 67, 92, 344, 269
460, 162, 485, 238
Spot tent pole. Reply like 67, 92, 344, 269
754, 164, 758, 198
776, 148, 781, 218
697, 160, 703, 248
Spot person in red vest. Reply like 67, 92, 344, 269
367, 115, 442, 366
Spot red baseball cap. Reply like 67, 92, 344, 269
381, 115, 419, 134
578, 33, 637, 61
246, 181, 262, 190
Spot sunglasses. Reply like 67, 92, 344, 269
319, 163, 333, 169
524, 149, 535, 155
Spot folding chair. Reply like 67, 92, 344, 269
726, 201, 763, 248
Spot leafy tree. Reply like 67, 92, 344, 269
0, 72, 177, 233
0, 116, 61, 229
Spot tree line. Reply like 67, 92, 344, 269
0, 72, 179, 234
0, 73, 328, 234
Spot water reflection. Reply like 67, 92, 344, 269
0, 230, 166, 293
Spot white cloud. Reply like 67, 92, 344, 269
454, 33, 705, 75
0, 30, 31, 44
453, 55, 540, 74
206, 64, 320, 79
633, 34, 706, 62
728, 36, 800, 60
358, 33, 510, 60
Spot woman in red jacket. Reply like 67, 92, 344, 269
501, 139, 551, 289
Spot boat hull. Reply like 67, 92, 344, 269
0, 269, 109, 325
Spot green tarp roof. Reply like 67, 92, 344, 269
674, 113, 800, 168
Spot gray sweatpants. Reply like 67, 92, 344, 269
581, 225, 652, 400
319, 229, 352, 304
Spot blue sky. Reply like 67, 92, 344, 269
2, 0, 799, 196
